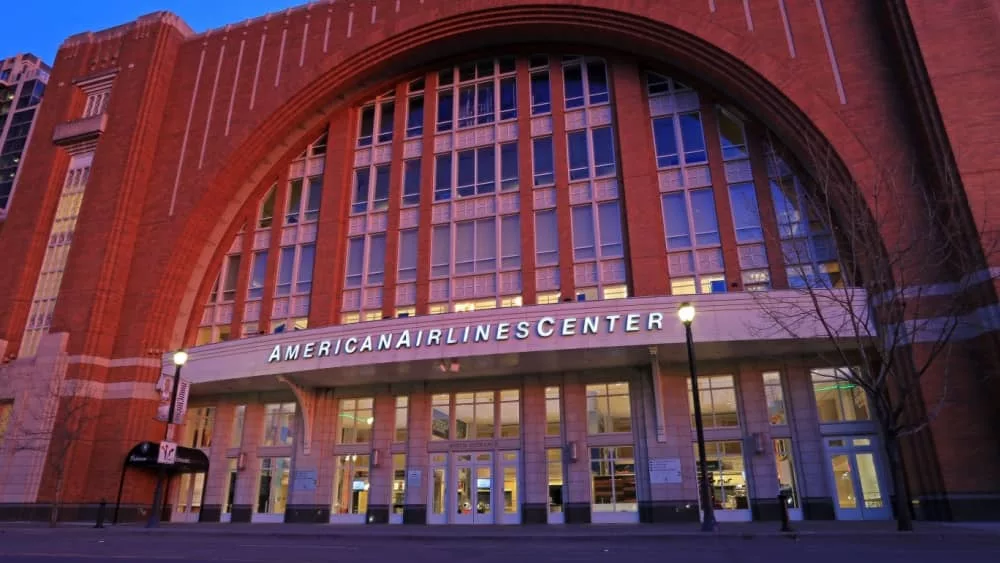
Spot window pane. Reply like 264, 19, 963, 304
533, 137, 554, 186
378, 101, 394, 143
477, 81, 495, 125
367, 234, 386, 285
535, 210, 559, 266
662, 192, 691, 249
500, 143, 519, 191
680, 112, 707, 164
592, 127, 616, 177
476, 146, 496, 194
398, 229, 418, 281
305, 176, 322, 221
564, 64, 584, 108
728, 182, 763, 242
296, 244, 315, 292
690, 189, 720, 246
718, 109, 747, 160
652, 117, 679, 167
501, 215, 521, 269
476, 218, 497, 271
285, 179, 302, 223
352, 168, 370, 213
586, 60, 609, 104
437, 91, 453, 132
403, 159, 421, 206
373, 165, 391, 210
597, 201, 623, 257
568, 131, 589, 181
406, 96, 424, 137
531, 71, 551, 114
276, 247, 295, 295
358, 106, 375, 146
456, 222, 475, 274
458, 86, 475, 128
457, 150, 475, 197
435, 154, 452, 201
572, 206, 596, 260
248, 250, 268, 299
346, 238, 364, 287
499, 77, 517, 120
432, 225, 450, 277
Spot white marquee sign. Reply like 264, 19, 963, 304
266, 311, 666, 363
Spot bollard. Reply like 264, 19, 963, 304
777, 492, 792, 532
95, 499, 106, 529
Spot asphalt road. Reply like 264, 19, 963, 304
1, 532, 999, 563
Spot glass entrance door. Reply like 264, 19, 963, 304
454, 453, 493, 524
826, 437, 891, 520
172, 472, 205, 523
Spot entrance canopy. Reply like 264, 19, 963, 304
176, 292, 868, 395
125, 441, 209, 474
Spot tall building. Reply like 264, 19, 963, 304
0, 2, 998, 525
0, 54, 50, 220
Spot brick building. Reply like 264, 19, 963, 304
0, 1, 998, 525
0, 53, 50, 222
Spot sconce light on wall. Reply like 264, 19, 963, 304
372, 449, 381, 468
237, 452, 247, 471
566, 441, 578, 463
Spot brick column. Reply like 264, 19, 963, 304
784, 363, 833, 520
415, 72, 439, 315
381, 83, 410, 317
366, 392, 396, 523
230, 403, 263, 523
609, 58, 668, 297
310, 112, 354, 326
548, 56, 576, 302
200, 402, 235, 522
515, 58, 539, 303
283, 390, 337, 523
260, 168, 292, 332
561, 375, 590, 523
701, 99, 743, 292
403, 389, 430, 524
520, 376, 547, 523
737, 364, 781, 520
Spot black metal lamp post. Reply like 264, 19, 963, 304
678, 303, 717, 532
146, 349, 187, 528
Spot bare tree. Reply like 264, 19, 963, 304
748, 138, 998, 531
0, 367, 105, 527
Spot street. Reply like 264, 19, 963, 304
1, 529, 999, 563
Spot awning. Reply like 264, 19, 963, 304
124, 441, 210, 474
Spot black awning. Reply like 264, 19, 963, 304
124, 441, 210, 474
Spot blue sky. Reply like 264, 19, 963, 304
3, 1, 307, 64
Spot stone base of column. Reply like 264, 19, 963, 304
750, 499, 784, 521
284, 505, 331, 523
801, 497, 835, 520
402, 504, 426, 524
520, 503, 547, 524
0, 503, 149, 523
366, 505, 389, 524
199, 505, 222, 523
918, 493, 1000, 521
564, 503, 591, 524
638, 500, 699, 523
230, 504, 253, 523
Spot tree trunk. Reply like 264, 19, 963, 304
49, 467, 65, 528
885, 433, 914, 531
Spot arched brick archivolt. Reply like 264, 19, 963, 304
141, 2, 878, 351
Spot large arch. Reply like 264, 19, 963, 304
147, 2, 878, 351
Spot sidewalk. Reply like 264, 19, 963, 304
2, 520, 998, 541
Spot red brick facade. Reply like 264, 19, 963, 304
0, 0, 998, 522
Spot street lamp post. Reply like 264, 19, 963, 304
146, 350, 188, 528
678, 303, 717, 532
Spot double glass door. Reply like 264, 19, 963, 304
172, 472, 205, 523
826, 437, 891, 520
428, 451, 519, 524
